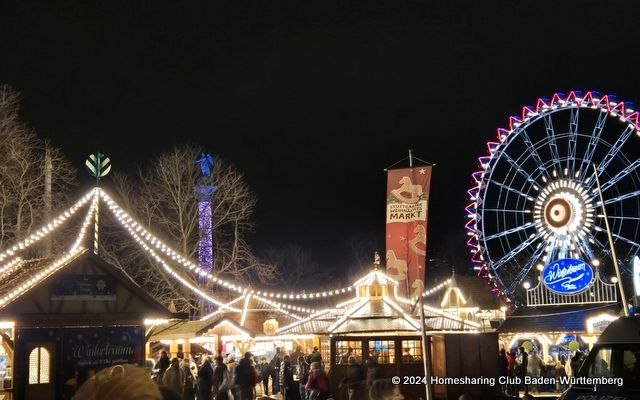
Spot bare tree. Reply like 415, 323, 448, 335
261, 244, 333, 288
343, 230, 384, 278
0, 85, 77, 253
101, 144, 278, 313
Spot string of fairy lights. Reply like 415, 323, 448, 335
0, 193, 97, 307
99, 189, 354, 302
0, 190, 95, 263
0, 186, 454, 318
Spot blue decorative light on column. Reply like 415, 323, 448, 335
194, 154, 218, 307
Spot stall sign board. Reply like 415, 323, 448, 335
51, 275, 116, 300
542, 258, 594, 295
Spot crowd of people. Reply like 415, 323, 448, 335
72, 346, 405, 400
498, 346, 587, 396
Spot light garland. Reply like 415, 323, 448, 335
239, 294, 251, 326
199, 308, 227, 322
0, 250, 85, 307
383, 296, 421, 330
275, 308, 334, 334
99, 189, 355, 300
115, 209, 242, 312
423, 279, 451, 296
0, 189, 95, 263
0, 191, 100, 308
0, 258, 23, 279
327, 300, 369, 333
252, 294, 303, 320
71, 192, 99, 253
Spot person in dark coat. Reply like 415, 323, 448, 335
234, 352, 257, 400
197, 357, 214, 400
516, 346, 529, 397
259, 356, 274, 396
271, 347, 284, 394
156, 351, 171, 383
340, 356, 365, 400
306, 346, 322, 365
214, 355, 231, 400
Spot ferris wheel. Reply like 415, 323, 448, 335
467, 91, 640, 303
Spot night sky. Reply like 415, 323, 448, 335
2, 1, 640, 275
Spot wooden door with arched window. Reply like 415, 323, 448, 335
25, 342, 54, 400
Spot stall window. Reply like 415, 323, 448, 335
28, 347, 50, 384
369, 340, 395, 364
320, 338, 331, 367
335, 340, 362, 365
401, 340, 422, 363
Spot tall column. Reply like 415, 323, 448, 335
195, 185, 218, 315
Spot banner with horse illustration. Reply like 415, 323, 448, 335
385, 166, 432, 299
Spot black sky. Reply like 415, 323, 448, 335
1, 1, 640, 274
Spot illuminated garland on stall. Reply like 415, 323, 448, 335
0, 190, 95, 263
0, 192, 97, 308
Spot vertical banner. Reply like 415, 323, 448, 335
385, 166, 432, 299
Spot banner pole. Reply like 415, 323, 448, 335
592, 163, 629, 316
419, 293, 433, 400
411, 149, 433, 400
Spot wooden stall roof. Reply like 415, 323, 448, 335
0, 250, 186, 324
149, 316, 256, 341
497, 303, 621, 334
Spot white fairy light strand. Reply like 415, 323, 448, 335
252, 294, 303, 320
423, 279, 451, 297
115, 209, 242, 312
0, 190, 95, 263
0, 250, 85, 307
98, 189, 355, 300
0, 258, 23, 280
70, 191, 99, 253
0, 191, 99, 308
97, 189, 318, 319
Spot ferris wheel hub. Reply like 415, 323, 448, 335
534, 179, 594, 240
545, 198, 572, 228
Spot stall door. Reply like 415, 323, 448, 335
25, 342, 54, 400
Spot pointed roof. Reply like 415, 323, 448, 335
149, 316, 255, 341
0, 250, 185, 323
277, 268, 481, 335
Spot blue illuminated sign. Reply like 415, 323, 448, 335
542, 258, 594, 295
